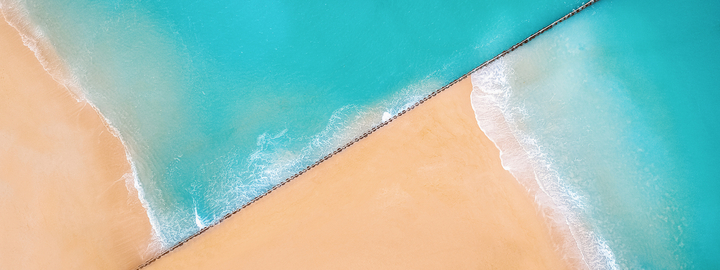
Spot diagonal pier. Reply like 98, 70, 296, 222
137, 0, 600, 268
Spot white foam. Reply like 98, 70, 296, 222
382, 112, 392, 122
0, 0, 84, 101
1, 0, 163, 251
470, 58, 618, 270
192, 77, 444, 238
193, 207, 204, 229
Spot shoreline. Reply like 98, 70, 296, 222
0, 0, 85, 101
138, 1, 600, 267
0, 15, 156, 269
0, 0, 601, 268
141, 77, 576, 269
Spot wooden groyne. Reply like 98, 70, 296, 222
136, 0, 599, 268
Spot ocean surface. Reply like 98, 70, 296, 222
1, 0, 586, 246
471, 0, 720, 268
2, 0, 718, 268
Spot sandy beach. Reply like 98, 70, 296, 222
142, 78, 572, 269
0, 17, 155, 269
2, 8, 574, 269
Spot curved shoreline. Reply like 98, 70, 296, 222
1, 0, 600, 267
139, 76, 576, 270
0, 0, 164, 249
137, 0, 600, 268
0, 15, 157, 268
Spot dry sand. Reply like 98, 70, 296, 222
1, 11, 572, 269
143, 78, 571, 269
0, 17, 155, 269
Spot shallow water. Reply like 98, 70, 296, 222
1, 0, 588, 246
4, 0, 718, 268
471, 0, 720, 268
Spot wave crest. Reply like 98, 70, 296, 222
470, 58, 618, 270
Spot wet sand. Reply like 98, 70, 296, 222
0, 17, 155, 269
143, 78, 571, 269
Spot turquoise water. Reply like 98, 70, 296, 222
2, 0, 718, 268
471, 0, 720, 268
1, 0, 588, 247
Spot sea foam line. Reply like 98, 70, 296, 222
2, 0, 605, 266
135, 0, 603, 268
470, 58, 618, 270
0, 0, 164, 257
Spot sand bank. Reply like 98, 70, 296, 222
0, 17, 155, 269
143, 78, 571, 269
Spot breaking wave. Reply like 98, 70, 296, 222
470, 58, 618, 270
